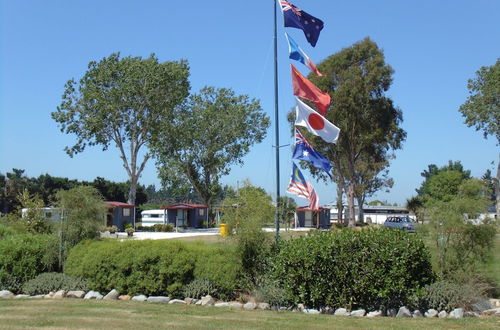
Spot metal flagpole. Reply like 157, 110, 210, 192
274, 0, 280, 244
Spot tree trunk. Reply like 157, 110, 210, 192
356, 196, 364, 223
496, 153, 500, 220
336, 183, 344, 225
127, 176, 138, 205
347, 182, 356, 227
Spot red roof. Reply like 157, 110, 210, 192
161, 203, 207, 210
104, 201, 135, 208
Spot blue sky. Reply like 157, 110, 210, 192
1, 0, 499, 206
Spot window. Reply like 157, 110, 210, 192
123, 208, 131, 217
199, 208, 205, 216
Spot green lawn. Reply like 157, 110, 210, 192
0, 299, 499, 329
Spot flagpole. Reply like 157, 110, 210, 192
273, 0, 281, 244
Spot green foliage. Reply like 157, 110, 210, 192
151, 87, 270, 223
254, 276, 288, 308
64, 239, 242, 298
270, 228, 434, 310
153, 223, 174, 232
51, 53, 190, 204
22, 272, 88, 295
123, 221, 133, 229
17, 189, 53, 234
459, 58, 499, 143
0, 234, 58, 292
416, 160, 471, 197
0, 223, 18, 238
183, 278, 219, 299
221, 182, 274, 283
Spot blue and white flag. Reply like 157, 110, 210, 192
293, 129, 332, 176
280, 1, 324, 47
285, 33, 322, 76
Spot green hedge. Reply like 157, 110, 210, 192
22, 272, 88, 295
271, 228, 434, 310
64, 240, 242, 298
0, 233, 58, 292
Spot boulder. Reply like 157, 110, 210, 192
29, 295, 45, 299
412, 310, 423, 318
424, 309, 438, 318
351, 309, 366, 317
200, 295, 215, 306
257, 303, 270, 310
0, 290, 14, 299
449, 308, 464, 319
66, 291, 86, 299
184, 298, 195, 305
103, 289, 120, 300
490, 299, 500, 308
472, 300, 492, 312
44, 292, 55, 299
303, 309, 320, 314
366, 311, 383, 318
386, 308, 397, 317
131, 295, 148, 302
118, 295, 131, 301
396, 306, 412, 318
147, 296, 170, 303
228, 301, 243, 309
15, 294, 30, 299
169, 299, 186, 305
84, 291, 103, 300
481, 308, 500, 316
321, 307, 334, 314
243, 302, 257, 310
195, 299, 203, 305
297, 303, 305, 311
334, 308, 350, 316
214, 302, 230, 307
464, 311, 479, 318
53, 290, 66, 299
438, 310, 448, 318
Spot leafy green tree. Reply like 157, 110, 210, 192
16, 190, 52, 234
459, 59, 499, 218
416, 161, 471, 197
151, 86, 269, 224
289, 38, 406, 226
55, 186, 106, 267
51, 53, 190, 205
405, 195, 424, 223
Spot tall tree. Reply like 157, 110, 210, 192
289, 38, 406, 226
150, 86, 269, 224
416, 160, 471, 197
459, 59, 499, 217
51, 53, 190, 205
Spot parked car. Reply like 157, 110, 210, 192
383, 216, 418, 232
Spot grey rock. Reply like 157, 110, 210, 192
147, 296, 170, 303
44, 292, 55, 299
386, 308, 397, 317
228, 301, 243, 309
351, 309, 366, 317
200, 295, 215, 306
257, 303, 270, 310
169, 299, 186, 305
84, 291, 103, 300
464, 311, 479, 318
195, 299, 203, 305
366, 311, 383, 318
321, 307, 334, 314
482, 307, 500, 316
425, 309, 438, 318
472, 299, 492, 312
15, 294, 30, 299
66, 291, 86, 299
297, 303, 305, 311
214, 302, 230, 307
29, 295, 45, 299
449, 308, 464, 319
243, 302, 257, 310
131, 295, 148, 302
184, 297, 195, 305
303, 309, 320, 314
0, 290, 14, 299
334, 308, 350, 316
438, 310, 448, 318
396, 306, 412, 318
53, 290, 65, 299
490, 299, 500, 308
103, 289, 120, 300
412, 310, 423, 318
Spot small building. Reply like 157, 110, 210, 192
161, 203, 208, 228
295, 206, 330, 228
104, 201, 136, 231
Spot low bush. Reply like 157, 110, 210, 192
0, 223, 18, 239
22, 272, 88, 295
153, 224, 174, 232
64, 240, 243, 298
270, 228, 434, 310
136, 225, 155, 232
183, 278, 219, 299
254, 276, 288, 308
0, 234, 58, 292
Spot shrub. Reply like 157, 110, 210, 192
254, 276, 288, 308
123, 221, 133, 229
64, 239, 242, 298
22, 272, 88, 295
0, 223, 18, 239
0, 234, 58, 292
153, 224, 174, 232
270, 228, 434, 310
183, 278, 219, 299
136, 225, 155, 232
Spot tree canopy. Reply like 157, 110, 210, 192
51, 53, 190, 205
151, 86, 269, 223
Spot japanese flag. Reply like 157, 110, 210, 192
295, 97, 340, 144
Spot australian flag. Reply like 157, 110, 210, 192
280, 1, 324, 47
293, 129, 332, 176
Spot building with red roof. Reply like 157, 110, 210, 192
160, 203, 208, 228
104, 201, 135, 231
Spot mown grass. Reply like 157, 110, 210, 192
0, 299, 499, 329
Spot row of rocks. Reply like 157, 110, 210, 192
2, 289, 499, 318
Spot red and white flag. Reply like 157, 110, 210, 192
295, 97, 340, 144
